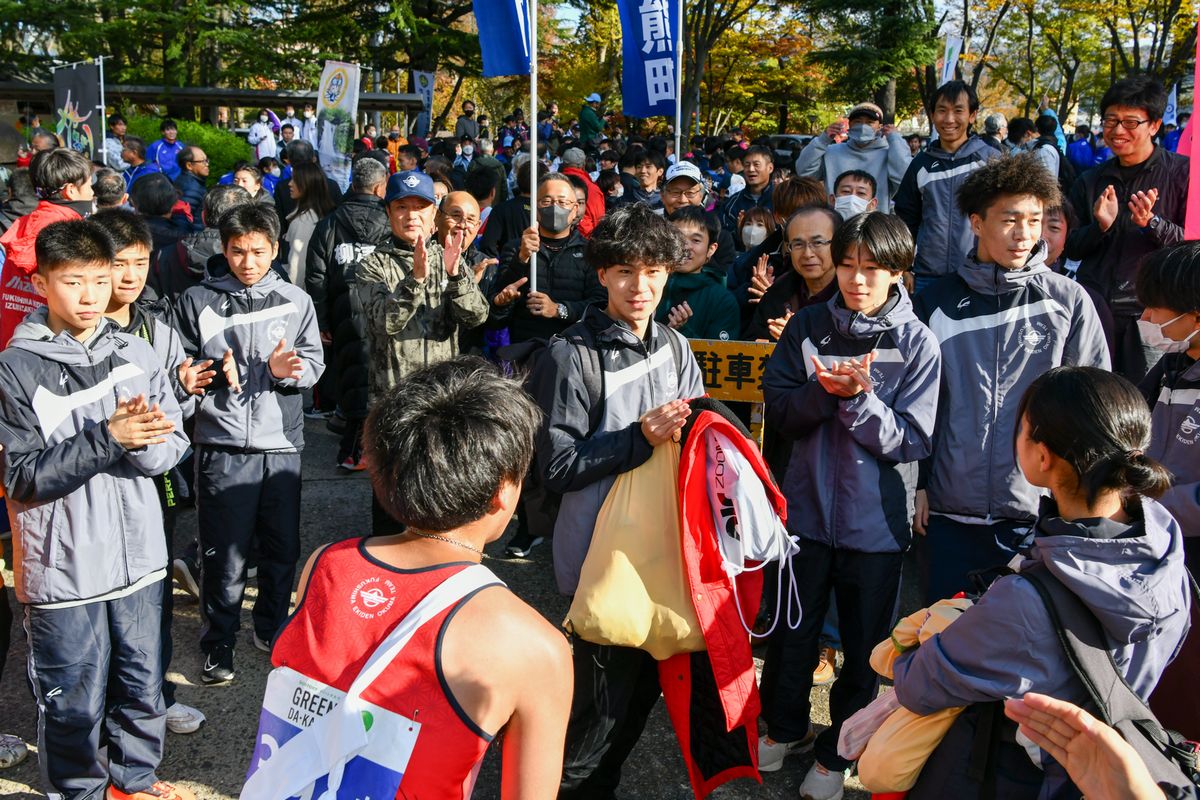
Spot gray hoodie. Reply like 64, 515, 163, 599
763, 286, 941, 552
893, 497, 1192, 799
0, 311, 189, 605
795, 131, 912, 212
170, 269, 324, 452
914, 244, 1111, 522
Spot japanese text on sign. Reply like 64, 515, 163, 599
688, 339, 776, 403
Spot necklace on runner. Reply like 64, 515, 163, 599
405, 528, 485, 556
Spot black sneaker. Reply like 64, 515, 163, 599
504, 531, 545, 559
200, 645, 235, 685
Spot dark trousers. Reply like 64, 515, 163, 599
158, 509, 177, 708
337, 415, 365, 464
24, 581, 165, 800
196, 448, 302, 651
0, 584, 11, 678
759, 540, 903, 771
918, 516, 1030, 604
559, 638, 662, 799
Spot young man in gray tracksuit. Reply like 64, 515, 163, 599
535, 204, 705, 799
0, 220, 192, 800
759, 213, 942, 798
170, 204, 324, 685
913, 154, 1110, 604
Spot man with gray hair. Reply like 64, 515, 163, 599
559, 146, 605, 236
305, 155, 391, 470
981, 113, 1011, 154
469, 135, 510, 205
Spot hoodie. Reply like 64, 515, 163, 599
893, 497, 1192, 799
1142, 354, 1200, 537
654, 262, 740, 341
170, 269, 324, 452
894, 135, 999, 279
0, 311, 189, 605
145, 227, 223, 305
914, 244, 1111, 522
795, 131, 912, 212
0, 199, 83, 348
763, 286, 941, 552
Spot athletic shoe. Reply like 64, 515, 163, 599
106, 781, 196, 800
303, 407, 333, 420
337, 455, 367, 472
253, 632, 272, 653
504, 531, 544, 559
326, 410, 348, 435
0, 733, 27, 769
200, 645, 234, 685
165, 702, 206, 735
798, 761, 847, 800
757, 726, 815, 772
813, 646, 837, 686
172, 558, 200, 601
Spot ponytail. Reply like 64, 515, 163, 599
1017, 367, 1174, 504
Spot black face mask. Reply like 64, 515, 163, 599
465, 110, 475, 117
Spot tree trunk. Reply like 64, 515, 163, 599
432, 73, 465, 135
874, 78, 897, 121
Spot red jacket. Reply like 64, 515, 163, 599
658, 399, 786, 798
561, 165, 606, 238
0, 200, 81, 348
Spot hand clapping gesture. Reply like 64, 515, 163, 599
810, 352, 877, 398
268, 339, 304, 382
748, 255, 774, 305
108, 394, 175, 449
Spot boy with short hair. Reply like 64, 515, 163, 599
830, 169, 879, 218
535, 203, 705, 798
170, 204, 324, 684
0, 219, 193, 800
913, 153, 1110, 603
760, 212, 941, 795
658, 206, 740, 340
91, 208, 213, 735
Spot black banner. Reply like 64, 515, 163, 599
53, 63, 101, 160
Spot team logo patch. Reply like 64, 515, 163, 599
349, 576, 398, 620
403, 174, 421, 188
1177, 413, 1200, 446
1017, 321, 1051, 354
268, 320, 288, 343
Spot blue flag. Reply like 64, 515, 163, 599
617, 0, 680, 118
473, 0, 531, 77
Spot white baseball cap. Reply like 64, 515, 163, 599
664, 161, 704, 186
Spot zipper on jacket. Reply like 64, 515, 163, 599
986, 265, 1002, 522
245, 292, 254, 450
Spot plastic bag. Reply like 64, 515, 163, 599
838, 689, 902, 761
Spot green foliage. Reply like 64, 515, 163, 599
124, 114, 252, 186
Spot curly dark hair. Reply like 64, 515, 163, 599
956, 152, 1061, 218
585, 202, 685, 271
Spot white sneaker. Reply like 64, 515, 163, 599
166, 701, 206, 735
798, 761, 847, 800
0, 733, 27, 768
757, 726, 815, 772
253, 632, 272, 653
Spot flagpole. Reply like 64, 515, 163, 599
96, 56, 106, 163
529, 0, 539, 294
674, 0, 683, 163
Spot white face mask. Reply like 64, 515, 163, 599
849, 124, 878, 147
1138, 313, 1200, 353
834, 194, 871, 218
462, 145, 474, 157
259, 115, 269, 123
742, 224, 768, 249
270, 167, 282, 178
303, 109, 314, 119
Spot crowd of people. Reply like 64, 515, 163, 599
0, 70, 1196, 800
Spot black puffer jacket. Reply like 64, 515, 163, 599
492, 229, 607, 344
304, 192, 390, 420
145, 227, 223, 306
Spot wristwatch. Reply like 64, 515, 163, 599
556, 303, 570, 320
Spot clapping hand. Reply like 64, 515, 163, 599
412, 236, 429, 283
222, 349, 242, 394
1094, 185, 1119, 232
810, 352, 877, 398
748, 254, 774, 305
108, 394, 175, 449
767, 309, 794, 341
178, 357, 216, 397
1128, 188, 1158, 228
667, 302, 693, 330
443, 227, 466, 277
268, 339, 304, 382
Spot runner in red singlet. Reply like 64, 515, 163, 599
272, 357, 572, 799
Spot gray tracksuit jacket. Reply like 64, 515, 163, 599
795, 131, 912, 212
894, 135, 1000, 279
0, 311, 189, 605
170, 269, 324, 452
1142, 354, 1200, 536
893, 498, 1191, 799
763, 286, 941, 553
914, 244, 1111, 522
535, 306, 705, 595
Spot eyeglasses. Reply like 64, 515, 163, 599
663, 185, 704, 201
188, 158, 210, 165
1101, 117, 1153, 131
786, 238, 831, 253
537, 198, 576, 209
440, 210, 480, 226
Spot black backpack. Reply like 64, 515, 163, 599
1034, 139, 1079, 196
1021, 565, 1200, 794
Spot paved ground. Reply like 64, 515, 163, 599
0, 418, 909, 799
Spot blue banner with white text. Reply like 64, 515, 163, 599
617, 0, 681, 118
473, 0, 532, 77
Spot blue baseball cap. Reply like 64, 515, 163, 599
384, 170, 435, 205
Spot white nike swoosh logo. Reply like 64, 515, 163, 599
203, 656, 220, 672
198, 302, 298, 348
32, 362, 145, 438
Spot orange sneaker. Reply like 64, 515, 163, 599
107, 781, 196, 800
812, 646, 837, 685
